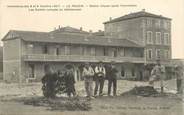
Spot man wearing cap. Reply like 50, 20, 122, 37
82, 62, 95, 98
175, 65, 183, 94
107, 61, 118, 96
149, 59, 165, 93
94, 61, 106, 96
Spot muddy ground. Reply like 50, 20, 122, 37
0, 80, 183, 115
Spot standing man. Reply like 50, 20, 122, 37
175, 65, 183, 94
150, 59, 165, 93
94, 61, 106, 96
107, 61, 118, 96
82, 62, 95, 98
64, 64, 76, 97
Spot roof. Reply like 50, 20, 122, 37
2, 30, 143, 48
104, 10, 171, 24
50, 26, 89, 34
92, 31, 104, 36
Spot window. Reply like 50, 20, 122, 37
147, 49, 152, 59
103, 47, 108, 56
147, 18, 152, 27
90, 47, 96, 56
164, 33, 169, 45
65, 45, 71, 55
146, 31, 153, 44
28, 64, 35, 79
43, 45, 48, 54
112, 48, 118, 57
121, 67, 125, 77
156, 49, 161, 59
156, 32, 161, 44
132, 69, 135, 76
164, 21, 170, 29
56, 47, 60, 55
155, 19, 161, 28
120, 48, 125, 56
165, 50, 170, 59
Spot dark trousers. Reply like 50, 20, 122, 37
177, 79, 182, 94
66, 85, 76, 97
108, 79, 117, 96
94, 78, 104, 96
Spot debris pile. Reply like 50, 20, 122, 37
24, 97, 91, 111
121, 86, 159, 97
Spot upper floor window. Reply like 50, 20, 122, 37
103, 47, 108, 56
164, 50, 170, 59
113, 49, 118, 57
164, 33, 170, 45
90, 47, 96, 56
155, 19, 161, 28
65, 45, 71, 55
156, 32, 162, 44
43, 45, 48, 54
147, 49, 153, 59
146, 31, 153, 44
56, 47, 60, 55
147, 18, 152, 27
156, 49, 161, 59
119, 48, 125, 56
164, 21, 170, 29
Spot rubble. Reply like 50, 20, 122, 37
121, 86, 159, 97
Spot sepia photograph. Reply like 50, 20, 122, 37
0, 0, 183, 115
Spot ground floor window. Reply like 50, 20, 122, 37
28, 64, 35, 79
131, 69, 135, 76
121, 66, 125, 77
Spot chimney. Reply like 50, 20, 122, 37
58, 25, 61, 29
89, 30, 93, 33
98, 30, 102, 32
142, 9, 145, 12
80, 27, 83, 31
109, 17, 112, 21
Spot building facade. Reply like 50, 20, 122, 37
2, 10, 172, 83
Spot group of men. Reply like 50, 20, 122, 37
82, 61, 118, 98
42, 60, 183, 99
41, 61, 118, 98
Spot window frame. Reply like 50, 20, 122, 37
156, 49, 161, 59
156, 32, 162, 44
164, 33, 170, 45
146, 31, 153, 44
147, 49, 153, 59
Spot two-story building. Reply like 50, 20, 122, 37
2, 26, 144, 82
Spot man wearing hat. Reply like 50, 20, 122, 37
82, 62, 95, 98
149, 59, 165, 93
107, 61, 118, 96
94, 61, 106, 96
175, 65, 183, 94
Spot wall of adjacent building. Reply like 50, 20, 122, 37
104, 17, 144, 45
3, 39, 22, 82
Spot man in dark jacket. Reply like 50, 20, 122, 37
64, 64, 76, 97
107, 61, 118, 96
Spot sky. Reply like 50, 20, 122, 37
0, 0, 184, 59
